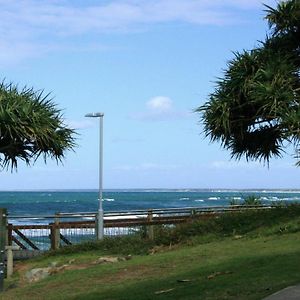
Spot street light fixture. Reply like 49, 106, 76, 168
85, 112, 104, 240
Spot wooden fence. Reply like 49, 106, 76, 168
5, 205, 273, 252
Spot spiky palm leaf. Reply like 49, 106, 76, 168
0, 82, 76, 170
196, 0, 300, 165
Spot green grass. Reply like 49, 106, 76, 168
2, 206, 300, 300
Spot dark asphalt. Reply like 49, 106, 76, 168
263, 285, 300, 300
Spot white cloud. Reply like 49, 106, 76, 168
130, 95, 191, 121
113, 162, 179, 172
146, 96, 173, 113
209, 159, 296, 170
0, 0, 276, 66
210, 160, 261, 170
66, 119, 95, 130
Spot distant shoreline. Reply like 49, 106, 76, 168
1, 189, 300, 193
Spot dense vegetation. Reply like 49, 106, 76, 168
197, 0, 300, 165
0, 81, 75, 170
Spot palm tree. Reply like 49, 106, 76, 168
196, 0, 300, 165
0, 81, 76, 170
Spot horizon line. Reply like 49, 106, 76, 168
1, 188, 300, 192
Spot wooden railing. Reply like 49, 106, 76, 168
6, 205, 273, 251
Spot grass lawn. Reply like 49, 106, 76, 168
2, 207, 300, 299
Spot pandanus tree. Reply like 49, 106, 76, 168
0, 82, 75, 170
196, 0, 300, 165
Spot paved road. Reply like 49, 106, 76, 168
263, 285, 300, 300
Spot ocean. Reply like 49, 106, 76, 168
2, 190, 300, 249
1, 189, 300, 216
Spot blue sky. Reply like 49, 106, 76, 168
0, 0, 299, 190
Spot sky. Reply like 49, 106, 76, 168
0, 0, 299, 190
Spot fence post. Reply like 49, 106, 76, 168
95, 214, 99, 239
5, 245, 19, 278
147, 210, 154, 240
190, 209, 196, 218
54, 213, 60, 249
7, 224, 12, 246
50, 213, 60, 250
0, 208, 7, 292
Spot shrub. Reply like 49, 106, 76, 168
243, 195, 262, 206
46, 204, 300, 257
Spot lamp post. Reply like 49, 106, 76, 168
85, 112, 104, 240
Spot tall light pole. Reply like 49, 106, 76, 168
85, 112, 104, 240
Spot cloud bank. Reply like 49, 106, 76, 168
0, 0, 275, 65
113, 162, 179, 172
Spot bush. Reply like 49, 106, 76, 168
229, 198, 241, 206
46, 204, 300, 257
243, 195, 262, 206
46, 235, 155, 256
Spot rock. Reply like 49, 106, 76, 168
26, 263, 72, 282
116, 255, 132, 262
234, 235, 243, 239
149, 246, 165, 255
93, 256, 131, 264
93, 256, 119, 264
49, 261, 58, 268
57, 264, 69, 271
117, 257, 127, 262
49, 264, 69, 275
154, 288, 174, 295
25, 256, 130, 283
207, 271, 233, 280
25, 268, 51, 283
177, 279, 192, 283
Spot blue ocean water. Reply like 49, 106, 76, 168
1, 190, 300, 216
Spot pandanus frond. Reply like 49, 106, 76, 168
0, 81, 76, 170
196, 0, 300, 165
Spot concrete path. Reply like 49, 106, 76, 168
263, 285, 300, 300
